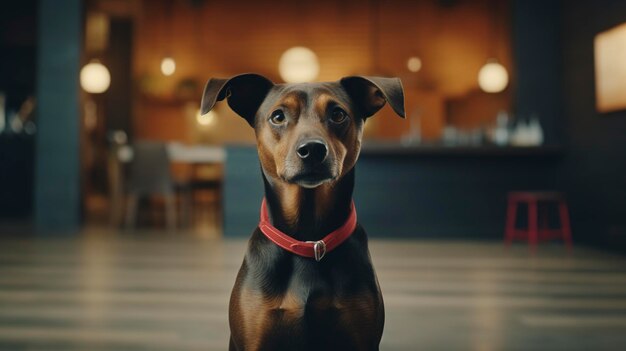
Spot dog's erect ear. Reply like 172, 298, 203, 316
340, 76, 405, 119
201, 73, 274, 126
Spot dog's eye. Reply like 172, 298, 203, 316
269, 110, 286, 125
330, 107, 348, 124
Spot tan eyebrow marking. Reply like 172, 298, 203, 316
315, 93, 352, 119
281, 93, 301, 109
269, 91, 306, 116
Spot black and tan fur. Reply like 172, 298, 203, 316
201, 74, 405, 351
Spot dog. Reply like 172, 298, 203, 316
201, 74, 405, 351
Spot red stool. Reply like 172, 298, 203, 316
505, 192, 573, 252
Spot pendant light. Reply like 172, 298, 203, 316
478, 0, 508, 93
277, 2, 319, 83
81, 13, 110, 94
80, 59, 111, 94
160, 56, 176, 76
478, 59, 508, 93
160, 0, 176, 76
407, 56, 422, 73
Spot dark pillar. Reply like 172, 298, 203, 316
34, 0, 82, 232
512, 0, 562, 144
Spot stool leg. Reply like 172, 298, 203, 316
179, 188, 192, 228
528, 200, 539, 254
558, 201, 573, 250
539, 202, 549, 240
215, 186, 222, 231
124, 194, 139, 230
165, 193, 177, 232
505, 198, 517, 246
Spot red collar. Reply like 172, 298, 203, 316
258, 198, 357, 261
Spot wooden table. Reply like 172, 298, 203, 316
109, 142, 226, 228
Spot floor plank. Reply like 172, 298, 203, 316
0, 234, 625, 350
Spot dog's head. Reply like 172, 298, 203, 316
201, 74, 405, 188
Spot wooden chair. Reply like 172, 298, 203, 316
176, 163, 223, 230
124, 141, 176, 230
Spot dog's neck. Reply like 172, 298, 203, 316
261, 168, 355, 241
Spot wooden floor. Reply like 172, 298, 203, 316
1, 231, 626, 350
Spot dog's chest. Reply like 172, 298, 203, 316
237, 275, 379, 351
245, 262, 377, 321
232, 240, 383, 350
250, 269, 345, 320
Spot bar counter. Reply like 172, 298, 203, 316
223, 144, 565, 239
361, 142, 564, 157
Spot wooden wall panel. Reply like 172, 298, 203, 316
131, 0, 512, 143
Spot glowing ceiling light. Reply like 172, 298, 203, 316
407, 56, 422, 73
80, 60, 111, 94
278, 46, 320, 83
160, 57, 176, 76
196, 109, 216, 126
478, 60, 509, 93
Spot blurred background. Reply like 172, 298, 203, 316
1, 0, 626, 350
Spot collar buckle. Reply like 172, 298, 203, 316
306, 240, 327, 262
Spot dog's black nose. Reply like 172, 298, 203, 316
296, 140, 328, 164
